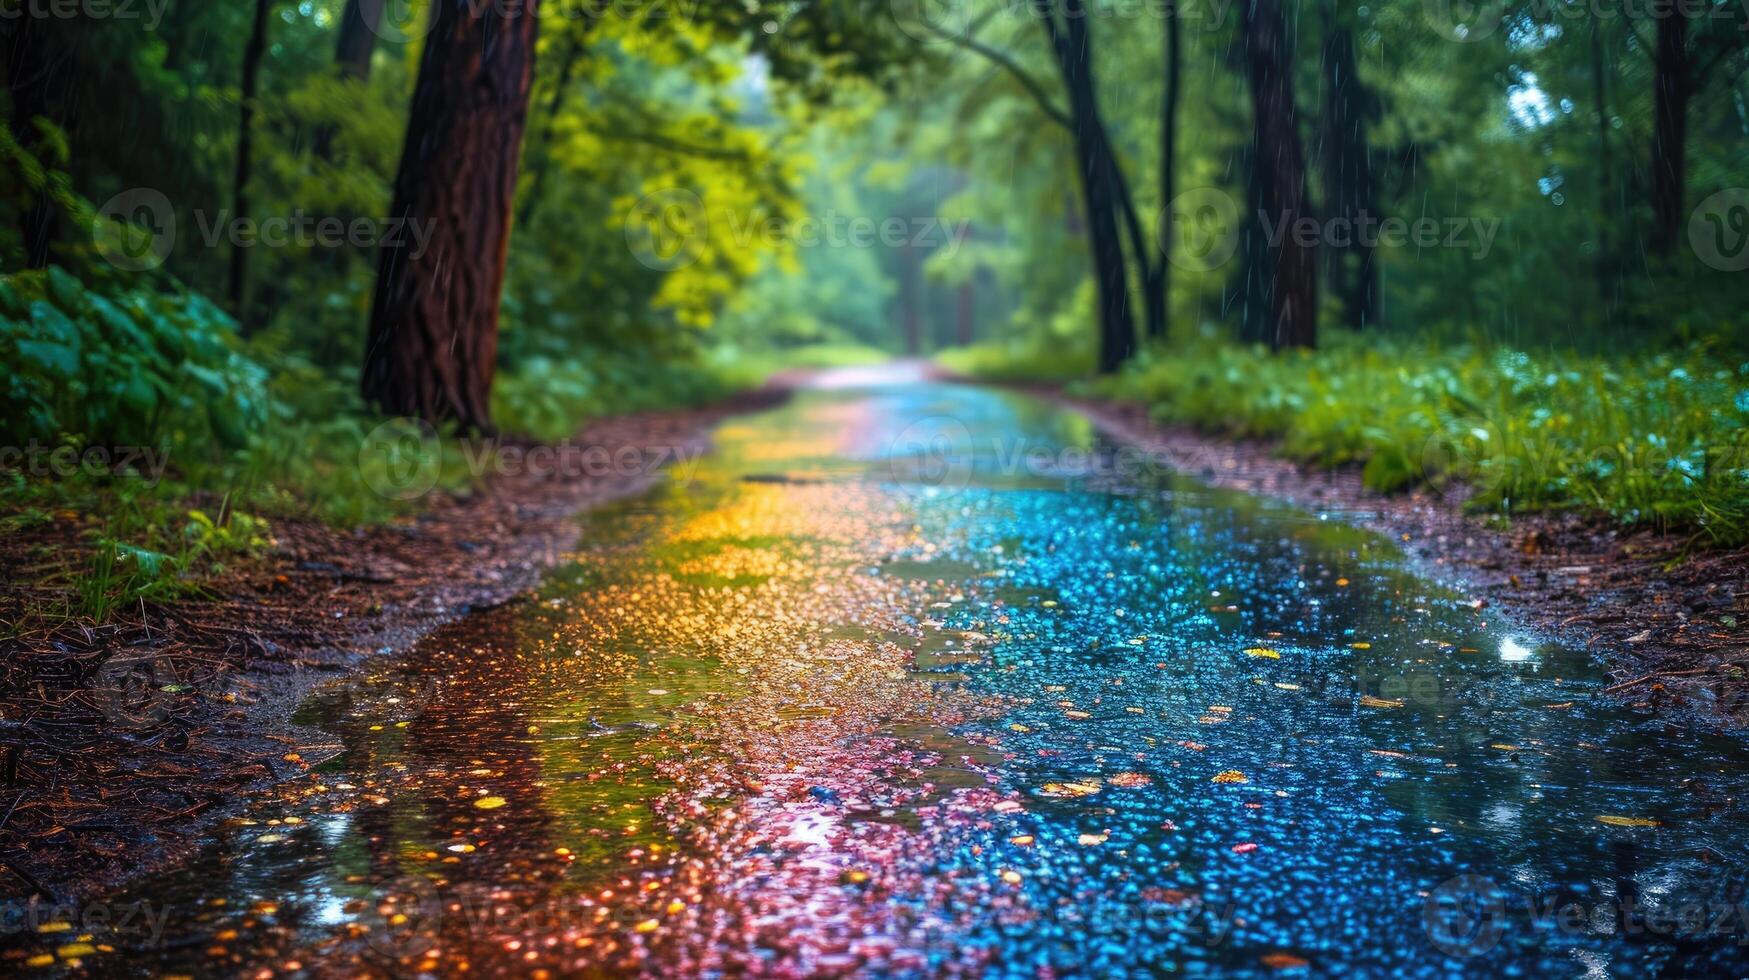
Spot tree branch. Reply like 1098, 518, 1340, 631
924, 21, 1072, 130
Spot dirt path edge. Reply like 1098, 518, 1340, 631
0, 384, 793, 908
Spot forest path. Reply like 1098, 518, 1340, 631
52, 371, 1749, 975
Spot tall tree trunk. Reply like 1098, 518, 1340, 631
335, 0, 381, 81
311, 0, 383, 159
1035, 0, 1136, 373
1242, 0, 1317, 349
899, 239, 923, 355
955, 280, 975, 346
362, 0, 541, 431
1319, 13, 1379, 329
1590, 15, 1617, 313
1158, 0, 1181, 340
1649, 1, 1689, 256
229, 0, 272, 330
1106, 140, 1165, 343
4, 15, 69, 268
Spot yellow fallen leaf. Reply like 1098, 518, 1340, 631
1039, 781, 1102, 798
1078, 833, 1109, 846
36, 922, 72, 934
57, 944, 97, 959
634, 918, 660, 933
474, 796, 508, 810
1212, 770, 1249, 785
1595, 815, 1660, 828
1244, 647, 1281, 659
1358, 696, 1405, 709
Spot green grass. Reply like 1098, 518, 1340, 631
961, 332, 1749, 545
1, 269, 788, 625
937, 339, 1096, 383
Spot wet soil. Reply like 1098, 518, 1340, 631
0, 386, 790, 907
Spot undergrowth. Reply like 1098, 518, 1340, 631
1, 268, 788, 625
955, 332, 1749, 545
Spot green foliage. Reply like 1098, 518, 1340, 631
1086, 335, 1749, 543
938, 337, 1095, 384
1, 268, 269, 454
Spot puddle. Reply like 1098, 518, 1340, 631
29, 379, 1749, 976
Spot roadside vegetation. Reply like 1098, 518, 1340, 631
947, 334, 1749, 545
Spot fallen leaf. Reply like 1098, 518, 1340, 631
1358, 696, 1405, 709
1039, 781, 1102, 798
1595, 815, 1660, 828
1212, 770, 1248, 785
1244, 647, 1281, 659
474, 796, 508, 810
1261, 952, 1309, 969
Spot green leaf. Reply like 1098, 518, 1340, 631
15, 339, 79, 377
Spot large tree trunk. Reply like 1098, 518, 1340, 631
3, 15, 70, 268
1157, 0, 1181, 340
1035, 0, 1136, 373
229, 0, 272, 330
1242, 0, 1317, 349
362, 0, 540, 431
1649, 1, 1689, 256
1319, 14, 1379, 329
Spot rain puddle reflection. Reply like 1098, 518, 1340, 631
40, 378, 1749, 976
